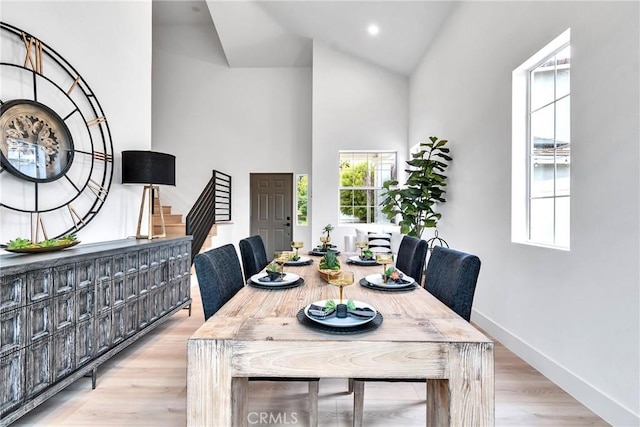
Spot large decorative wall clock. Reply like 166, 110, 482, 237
0, 21, 114, 243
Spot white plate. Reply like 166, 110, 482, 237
365, 273, 415, 288
304, 299, 377, 327
250, 272, 300, 286
285, 256, 311, 265
348, 255, 378, 265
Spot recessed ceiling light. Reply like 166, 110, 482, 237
368, 24, 380, 36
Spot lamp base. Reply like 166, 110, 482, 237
136, 185, 166, 240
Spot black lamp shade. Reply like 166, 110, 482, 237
121, 151, 175, 185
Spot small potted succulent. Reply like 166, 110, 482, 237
384, 267, 404, 283
360, 248, 374, 261
319, 224, 334, 251
265, 261, 283, 281
318, 250, 341, 281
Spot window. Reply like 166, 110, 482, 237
339, 151, 396, 224
512, 29, 570, 249
296, 174, 308, 226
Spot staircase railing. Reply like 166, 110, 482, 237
186, 170, 232, 263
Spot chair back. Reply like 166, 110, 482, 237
239, 235, 269, 282
194, 244, 245, 321
424, 246, 481, 322
395, 235, 428, 284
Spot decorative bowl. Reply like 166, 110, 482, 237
2, 240, 80, 254
318, 266, 341, 282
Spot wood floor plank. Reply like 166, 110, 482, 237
10, 276, 607, 426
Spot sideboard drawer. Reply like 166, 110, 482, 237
0, 309, 24, 356
25, 337, 52, 398
0, 349, 25, 415
26, 269, 52, 304
26, 300, 52, 344
1, 274, 25, 312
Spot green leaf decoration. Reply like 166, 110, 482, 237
379, 136, 451, 237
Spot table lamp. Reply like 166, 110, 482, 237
121, 150, 175, 240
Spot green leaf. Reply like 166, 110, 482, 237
378, 135, 452, 234
324, 299, 336, 311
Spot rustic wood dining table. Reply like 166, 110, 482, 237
187, 253, 494, 426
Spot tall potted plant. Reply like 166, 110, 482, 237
380, 136, 451, 237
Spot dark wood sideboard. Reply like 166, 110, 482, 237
0, 237, 192, 426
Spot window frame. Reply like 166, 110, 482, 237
512, 28, 571, 250
295, 174, 308, 226
338, 150, 397, 225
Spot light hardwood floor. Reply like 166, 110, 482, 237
11, 276, 608, 426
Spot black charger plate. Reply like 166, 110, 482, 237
297, 308, 383, 334
285, 258, 314, 266
309, 249, 341, 256
346, 257, 379, 266
248, 278, 305, 290
358, 278, 417, 292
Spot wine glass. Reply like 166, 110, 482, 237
355, 240, 368, 257
327, 271, 355, 305
319, 235, 331, 251
273, 251, 289, 279
291, 241, 304, 259
375, 253, 394, 283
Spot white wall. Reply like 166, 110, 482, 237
1, 1, 152, 244
311, 41, 408, 250
410, 2, 639, 425
151, 22, 312, 249
5, 2, 636, 423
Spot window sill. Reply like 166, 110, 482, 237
511, 239, 570, 251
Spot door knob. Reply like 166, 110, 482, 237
285, 223, 290, 227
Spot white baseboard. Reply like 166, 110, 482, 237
472, 309, 639, 427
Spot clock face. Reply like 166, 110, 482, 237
0, 99, 75, 182
0, 21, 114, 242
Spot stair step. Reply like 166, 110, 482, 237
152, 213, 183, 224
151, 205, 172, 215
153, 223, 185, 237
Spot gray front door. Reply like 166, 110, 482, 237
249, 173, 293, 256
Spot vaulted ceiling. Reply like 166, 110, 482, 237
153, 1, 457, 76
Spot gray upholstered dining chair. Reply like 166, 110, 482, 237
194, 244, 244, 320
351, 245, 481, 426
239, 235, 269, 282
394, 235, 429, 285
194, 244, 319, 426
423, 245, 481, 322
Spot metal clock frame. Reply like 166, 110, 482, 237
0, 21, 114, 242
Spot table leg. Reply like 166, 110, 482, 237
445, 342, 495, 426
426, 379, 450, 426
233, 377, 249, 427
352, 380, 365, 427
308, 381, 319, 427
187, 339, 234, 426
